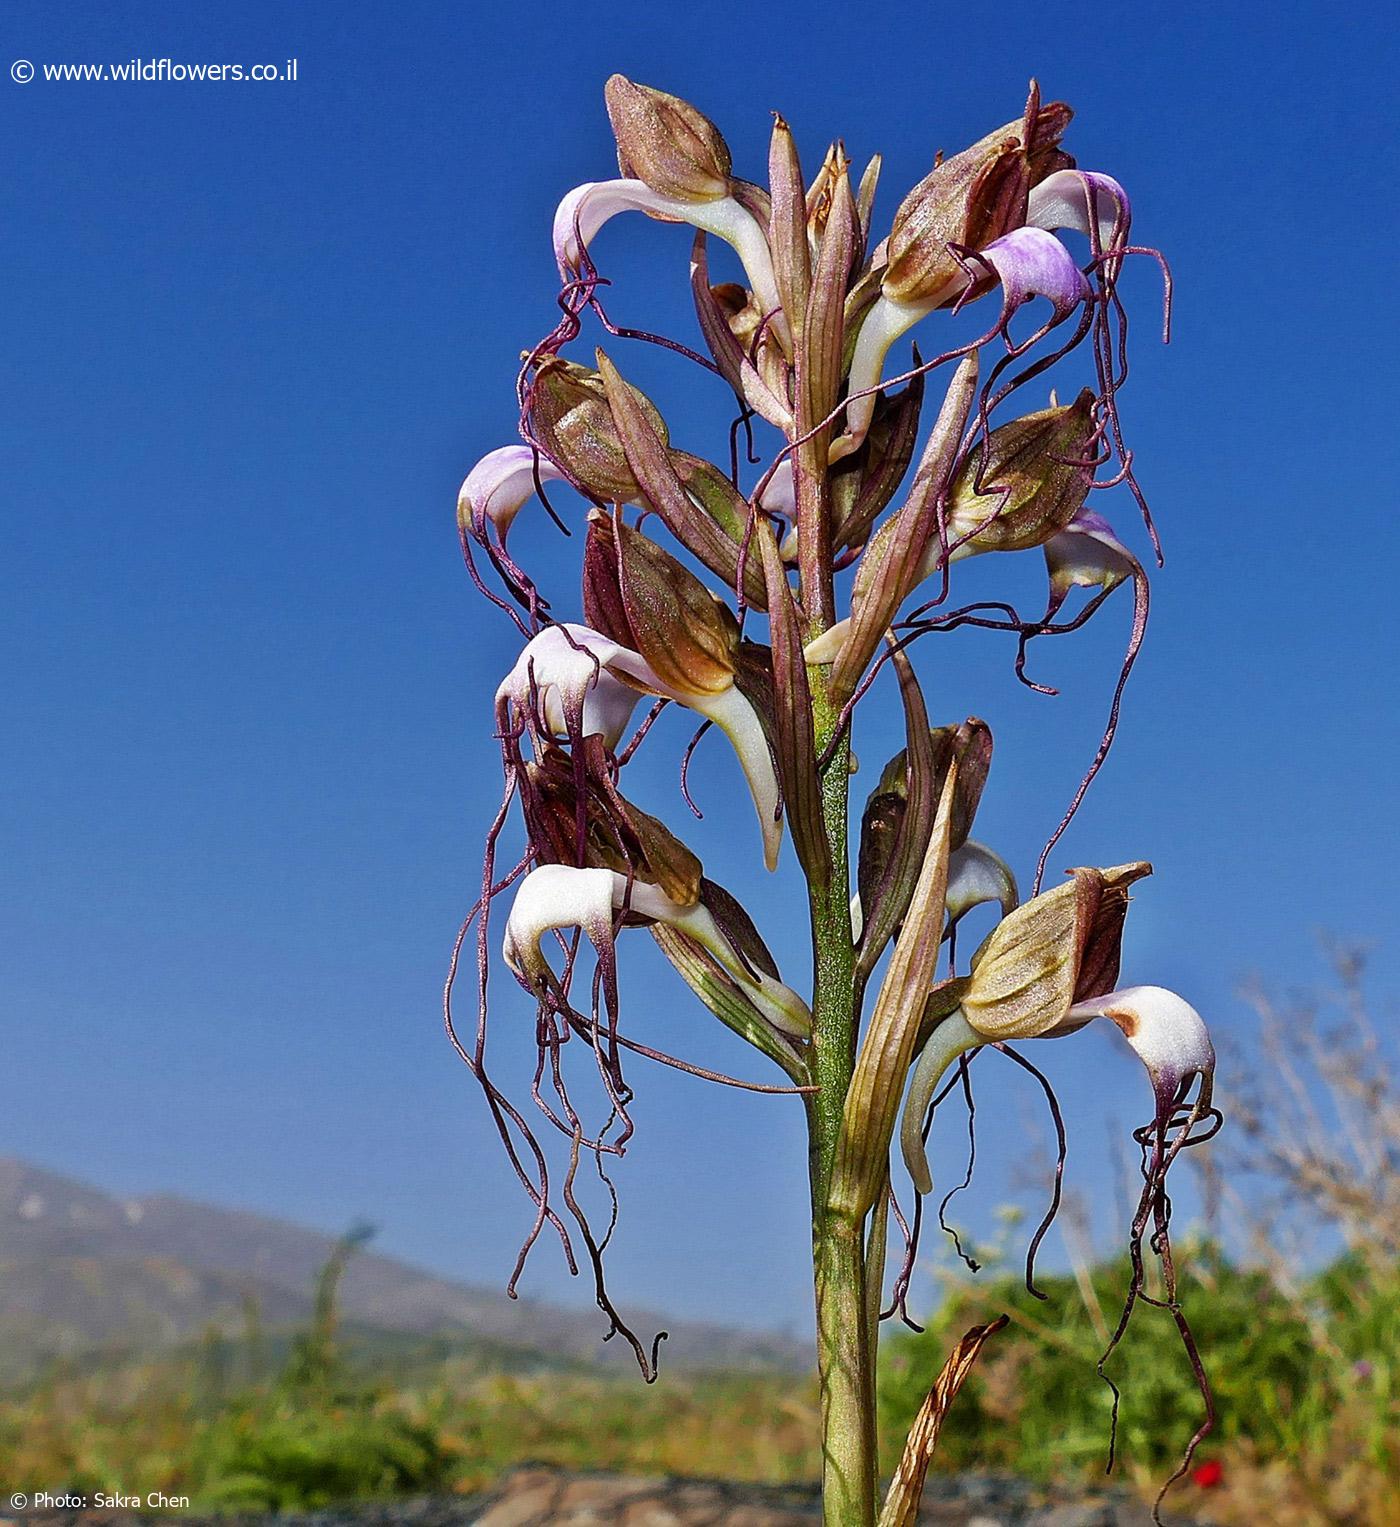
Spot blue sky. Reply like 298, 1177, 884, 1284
3, 0, 1398, 1336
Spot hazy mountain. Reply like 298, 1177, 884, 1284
0, 1157, 805, 1386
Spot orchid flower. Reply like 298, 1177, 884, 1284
555, 179, 784, 341
899, 863, 1214, 1194
837, 169, 1129, 461
804, 389, 1106, 671
503, 862, 810, 1037
498, 622, 782, 871
900, 985, 1214, 1195
552, 75, 786, 342
837, 224, 1091, 460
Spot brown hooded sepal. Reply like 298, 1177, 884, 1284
883, 82, 1074, 306
858, 717, 994, 917
528, 357, 668, 505
582, 510, 740, 699
604, 75, 733, 204
518, 736, 704, 910
962, 860, 1151, 1040
946, 388, 1097, 556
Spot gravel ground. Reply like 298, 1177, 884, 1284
5, 1464, 1207, 1527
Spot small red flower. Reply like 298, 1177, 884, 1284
1192, 1459, 1225, 1489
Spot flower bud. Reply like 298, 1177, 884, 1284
528, 358, 668, 504
805, 141, 852, 242
944, 389, 1097, 556
883, 85, 1073, 306
857, 719, 994, 913
604, 75, 732, 203
900, 862, 1150, 1197
710, 280, 766, 351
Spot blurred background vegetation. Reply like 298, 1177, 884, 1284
4, 956, 1396, 1525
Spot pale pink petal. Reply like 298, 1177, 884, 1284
495, 623, 643, 749
552, 178, 783, 330
974, 226, 1092, 320
1064, 984, 1216, 1111
459, 445, 568, 542
1027, 169, 1131, 254
1043, 509, 1139, 618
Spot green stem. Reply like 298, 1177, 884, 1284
807, 682, 876, 1527
815, 1212, 876, 1524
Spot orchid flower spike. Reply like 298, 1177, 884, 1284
458, 445, 570, 545
503, 862, 810, 1037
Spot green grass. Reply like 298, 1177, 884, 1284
878, 1239, 1399, 1524
0, 1233, 819, 1509
4, 1224, 1397, 1522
